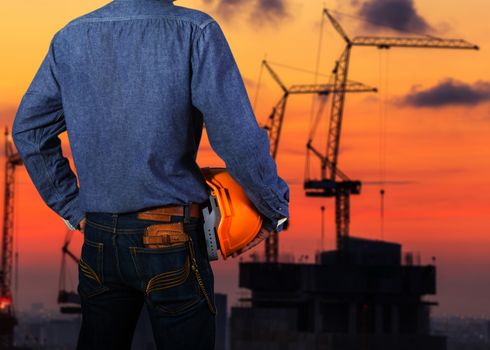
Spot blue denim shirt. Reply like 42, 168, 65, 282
12, 0, 289, 233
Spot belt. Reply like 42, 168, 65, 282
136, 203, 203, 222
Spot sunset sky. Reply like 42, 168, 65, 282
0, 0, 489, 318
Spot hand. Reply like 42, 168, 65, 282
231, 225, 274, 258
78, 217, 87, 234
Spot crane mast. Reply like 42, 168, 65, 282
260, 60, 376, 262
304, 8, 478, 253
0, 127, 21, 348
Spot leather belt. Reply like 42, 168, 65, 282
136, 203, 202, 222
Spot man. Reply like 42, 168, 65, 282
11, 0, 289, 349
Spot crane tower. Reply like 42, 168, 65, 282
304, 8, 479, 253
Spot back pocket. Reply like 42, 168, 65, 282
130, 243, 204, 315
78, 237, 109, 298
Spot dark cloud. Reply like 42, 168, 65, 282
356, 0, 432, 33
213, 0, 247, 17
250, 0, 289, 25
202, 0, 289, 25
403, 79, 490, 107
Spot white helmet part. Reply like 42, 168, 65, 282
202, 193, 221, 261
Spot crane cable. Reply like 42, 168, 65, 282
378, 49, 390, 240
378, 50, 384, 240
266, 60, 331, 78
66, 231, 77, 295
254, 58, 333, 123
252, 55, 266, 114
14, 164, 19, 311
305, 7, 326, 182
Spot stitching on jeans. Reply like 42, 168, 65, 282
149, 294, 204, 316
79, 257, 102, 285
113, 234, 126, 284
85, 219, 115, 232
85, 218, 202, 234
83, 237, 103, 249
78, 230, 110, 298
146, 258, 190, 294
86, 219, 142, 233
129, 247, 144, 286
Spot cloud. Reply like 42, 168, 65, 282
212, 0, 247, 17
355, 0, 432, 33
250, 0, 289, 25
202, 0, 289, 25
402, 79, 490, 107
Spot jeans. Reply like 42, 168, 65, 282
76, 210, 216, 350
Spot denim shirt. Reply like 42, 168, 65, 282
12, 0, 289, 233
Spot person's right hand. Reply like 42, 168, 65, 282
78, 217, 87, 234
231, 225, 274, 258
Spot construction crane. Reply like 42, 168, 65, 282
258, 60, 377, 262
0, 127, 21, 348
304, 8, 479, 252
1, 125, 83, 326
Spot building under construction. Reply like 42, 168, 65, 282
228, 8, 478, 350
230, 235, 445, 350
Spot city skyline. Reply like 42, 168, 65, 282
0, 0, 489, 318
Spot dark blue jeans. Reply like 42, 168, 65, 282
76, 211, 216, 350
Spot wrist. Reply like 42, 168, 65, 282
261, 216, 288, 233
75, 215, 85, 231
262, 217, 276, 232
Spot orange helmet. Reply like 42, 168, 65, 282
199, 167, 263, 260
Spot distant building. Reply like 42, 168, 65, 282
486, 320, 490, 343
15, 313, 81, 350
432, 316, 490, 350
230, 235, 446, 350
45, 317, 81, 349
30, 303, 44, 314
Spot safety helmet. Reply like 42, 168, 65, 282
199, 167, 263, 260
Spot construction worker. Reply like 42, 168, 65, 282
11, 0, 289, 349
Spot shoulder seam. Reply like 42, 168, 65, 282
198, 18, 215, 30
193, 18, 217, 45
64, 14, 211, 29
191, 19, 217, 63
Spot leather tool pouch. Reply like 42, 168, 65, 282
143, 221, 189, 248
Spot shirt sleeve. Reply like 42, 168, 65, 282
190, 20, 290, 232
11, 32, 85, 231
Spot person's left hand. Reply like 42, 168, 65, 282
78, 217, 87, 234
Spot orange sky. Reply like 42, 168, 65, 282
0, 0, 489, 317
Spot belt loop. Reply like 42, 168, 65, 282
183, 203, 190, 224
